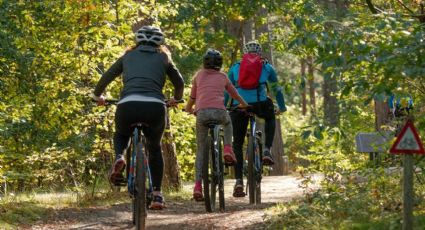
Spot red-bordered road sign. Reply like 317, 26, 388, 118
390, 120, 425, 154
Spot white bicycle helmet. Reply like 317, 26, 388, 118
135, 26, 165, 46
243, 41, 262, 54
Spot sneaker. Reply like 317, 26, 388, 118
149, 194, 165, 210
262, 149, 275, 166
150, 194, 166, 210
109, 155, 126, 186
233, 180, 246, 198
223, 145, 237, 165
193, 181, 204, 201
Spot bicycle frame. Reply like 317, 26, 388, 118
128, 127, 152, 199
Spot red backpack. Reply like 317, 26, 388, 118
238, 53, 263, 89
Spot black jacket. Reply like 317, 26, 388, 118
94, 45, 184, 100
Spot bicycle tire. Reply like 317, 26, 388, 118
125, 146, 132, 185
218, 134, 225, 211
255, 137, 263, 205
211, 141, 217, 211
135, 141, 147, 230
203, 135, 218, 212
124, 140, 136, 225
247, 133, 256, 204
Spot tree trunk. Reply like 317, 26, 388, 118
323, 74, 339, 127
254, 7, 285, 175
270, 119, 288, 175
243, 19, 253, 44
307, 56, 316, 114
227, 1, 244, 64
227, 20, 243, 64
301, 59, 307, 116
131, 0, 156, 32
321, 0, 348, 127
374, 100, 391, 131
161, 115, 182, 190
255, 6, 272, 62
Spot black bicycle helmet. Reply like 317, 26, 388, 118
203, 48, 223, 70
135, 25, 165, 46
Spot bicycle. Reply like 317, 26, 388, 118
232, 106, 264, 205
100, 98, 182, 230
202, 120, 225, 212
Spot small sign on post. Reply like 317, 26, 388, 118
389, 120, 425, 230
389, 121, 425, 154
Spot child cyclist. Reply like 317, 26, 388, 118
185, 49, 249, 201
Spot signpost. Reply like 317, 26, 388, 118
389, 120, 425, 230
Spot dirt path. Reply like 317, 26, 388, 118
27, 175, 315, 230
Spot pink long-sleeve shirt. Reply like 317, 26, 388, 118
190, 69, 239, 112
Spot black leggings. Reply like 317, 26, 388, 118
230, 99, 276, 181
114, 101, 166, 191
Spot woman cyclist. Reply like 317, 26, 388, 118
92, 26, 184, 210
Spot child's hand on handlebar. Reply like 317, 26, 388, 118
185, 106, 194, 114
237, 103, 250, 109
166, 98, 179, 107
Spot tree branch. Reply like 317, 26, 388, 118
365, 0, 378, 14
407, 79, 425, 96
396, 0, 415, 14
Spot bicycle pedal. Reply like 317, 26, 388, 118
114, 181, 127, 187
110, 178, 127, 187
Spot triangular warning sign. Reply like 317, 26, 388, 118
390, 121, 425, 154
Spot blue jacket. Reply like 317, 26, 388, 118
225, 60, 286, 111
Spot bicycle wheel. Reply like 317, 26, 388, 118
134, 141, 147, 230
247, 133, 256, 204
202, 135, 217, 212
217, 133, 225, 211
255, 135, 263, 205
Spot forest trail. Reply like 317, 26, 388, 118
25, 175, 320, 230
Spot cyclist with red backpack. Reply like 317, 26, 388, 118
185, 49, 248, 201
225, 41, 286, 197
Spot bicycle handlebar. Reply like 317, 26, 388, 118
227, 105, 254, 113
92, 98, 184, 107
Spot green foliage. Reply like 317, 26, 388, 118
2, 3, 425, 230
277, 0, 425, 111
0, 0, 139, 190
169, 103, 197, 181
268, 1, 425, 228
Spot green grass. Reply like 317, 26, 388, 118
0, 200, 48, 228
0, 182, 194, 228
0, 190, 125, 228
263, 189, 425, 230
